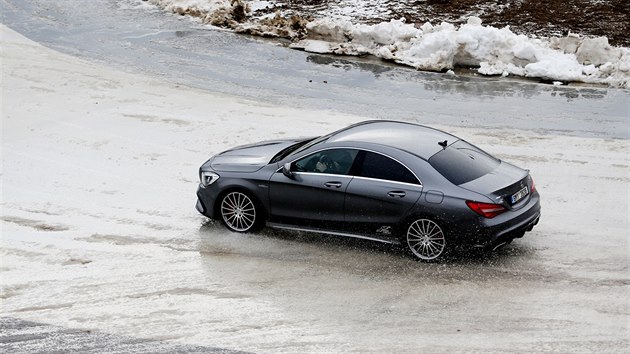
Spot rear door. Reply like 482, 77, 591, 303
344, 151, 423, 237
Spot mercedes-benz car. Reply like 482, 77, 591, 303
196, 120, 541, 261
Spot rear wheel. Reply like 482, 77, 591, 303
220, 191, 259, 232
405, 218, 447, 261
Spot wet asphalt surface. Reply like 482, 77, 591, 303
1, 0, 628, 140
1, 0, 629, 353
0, 317, 249, 354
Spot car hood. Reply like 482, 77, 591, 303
206, 138, 307, 173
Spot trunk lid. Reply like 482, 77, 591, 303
459, 161, 531, 209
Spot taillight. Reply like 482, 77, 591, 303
530, 176, 536, 193
466, 201, 507, 218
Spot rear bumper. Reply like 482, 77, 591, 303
463, 193, 541, 249
488, 211, 540, 248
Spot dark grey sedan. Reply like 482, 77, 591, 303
196, 121, 541, 261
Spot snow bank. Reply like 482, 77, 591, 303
147, 0, 629, 88
294, 17, 630, 88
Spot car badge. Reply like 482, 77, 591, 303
376, 226, 391, 235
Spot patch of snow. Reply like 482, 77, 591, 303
148, 0, 238, 13
249, 0, 275, 12
147, 0, 251, 27
576, 37, 619, 66
299, 39, 333, 54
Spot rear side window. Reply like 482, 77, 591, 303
428, 140, 500, 185
356, 151, 419, 185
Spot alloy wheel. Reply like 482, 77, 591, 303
406, 219, 446, 261
220, 191, 257, 232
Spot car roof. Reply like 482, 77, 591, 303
327, 120, 458, 159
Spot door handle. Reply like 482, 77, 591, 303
388, 191, 406, 198
325, 181, 343, 189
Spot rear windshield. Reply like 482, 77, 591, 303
428, 140, 500, 185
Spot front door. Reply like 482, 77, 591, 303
268, 148, 358, 229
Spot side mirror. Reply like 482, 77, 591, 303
282, 162, 294, 179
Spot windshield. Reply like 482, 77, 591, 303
428, 140, 500, 185
287, 133, 333, 157
269, 138, 317, 163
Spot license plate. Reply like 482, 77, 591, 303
511, 186, 529, 204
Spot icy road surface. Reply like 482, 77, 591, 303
0, 317, 247, 353
1, 22, 629, 353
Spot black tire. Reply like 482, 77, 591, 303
219, 191, 261, 232
403, 218, 449, 261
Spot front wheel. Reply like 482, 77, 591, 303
219, 191, 259, 232
405, 218, 447, 261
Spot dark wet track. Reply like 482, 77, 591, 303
1, 0, 628, 139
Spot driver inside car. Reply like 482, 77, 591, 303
315, 154, 341, 173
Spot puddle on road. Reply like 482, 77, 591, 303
1, 216, 70, 232
195, 220, 553, 285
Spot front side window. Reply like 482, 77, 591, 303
294, 149, 358, 175
356, 151, 420, 184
